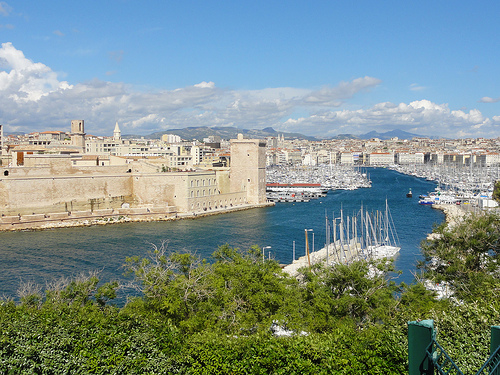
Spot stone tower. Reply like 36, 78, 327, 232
113, 121, 122, 141
230, 134, 267, 204
70, 120, 86, 153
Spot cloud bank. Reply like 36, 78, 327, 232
0, 42, 499, 138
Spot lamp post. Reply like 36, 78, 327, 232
262, 246, 271, 262
305, 229, 313, 267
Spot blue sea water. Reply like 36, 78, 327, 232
0, 168, 444, 300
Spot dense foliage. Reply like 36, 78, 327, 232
1, 212, 500, 373
493, 180, 500, 202
420, 211, 500, 300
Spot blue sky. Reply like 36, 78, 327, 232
1, 1, 500, 139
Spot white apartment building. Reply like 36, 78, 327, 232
368, 152, 394, 165
162, 134, 182, 144
302, 153, 317, 166
339, 152, 355, 165
476, 153, 500, 166
396, 152, 425, 165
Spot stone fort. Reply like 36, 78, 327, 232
0, 121, 267, 226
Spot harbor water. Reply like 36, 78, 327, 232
0, 168, 444, 300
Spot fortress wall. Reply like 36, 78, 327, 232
186, 192, 247, 213
0, 138, 267, 217
132, 173, 182, 208
1, 164, 133, 178
72, 165, 135, 175
0, 174, 134, 215
131, 171, 228, 212
0, 169, 230, 216
24, 155, 73, 171
216, 169, 231, 194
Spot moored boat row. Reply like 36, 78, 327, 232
266, 164, 371, 202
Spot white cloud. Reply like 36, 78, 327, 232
277, 100, 495, 138
0, 43, 498, 139
0, 42, 72, 102
0, 2, 12, 16
108, 50, 123, 63
53, 30, 64, 37
194, 81, 215, 89
303, 76, 381, 106
410, 83, 426, 91
479, 96, 500, 103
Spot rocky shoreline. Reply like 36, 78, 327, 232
431, 204, 469, 227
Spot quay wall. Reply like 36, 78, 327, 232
0, 206, 178, 231
0, 202, 273, 232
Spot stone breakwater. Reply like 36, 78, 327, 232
427, 203, 500, 240
0, 202, 274, 232
432, 204, 469, 227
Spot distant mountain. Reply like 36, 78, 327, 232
144, 126, 318, 141
357, 129, 435, 140
123, 127, 438, 142
329, 133, 360, 140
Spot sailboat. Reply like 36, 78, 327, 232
326, 200, 400, 264
364, 200, 401, 259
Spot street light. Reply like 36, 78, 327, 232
305, 229, 313, 267
262, 246, 271, 262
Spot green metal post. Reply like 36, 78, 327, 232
491, 326, 500, 375
408, 320, 435, 375
491, 326, 500, 354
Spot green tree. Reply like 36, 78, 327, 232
124, 243, 304, 334
299, 259, 401, 330
493, 180, 500, 202
208, 244, 303, 334
419, 211, 500, 301
124, 241, 214, 331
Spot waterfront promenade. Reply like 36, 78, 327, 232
0, 202, 274, 232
